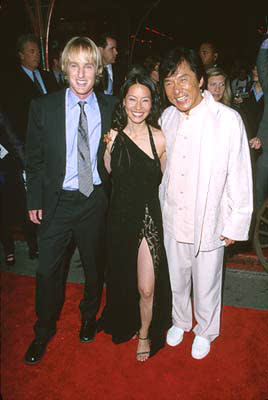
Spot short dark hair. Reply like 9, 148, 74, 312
126, 63, 147, 78
159, 46, 206, 103
144, 56, 160, 75
112, 72, 161, 132
95, 32, 117, 49
199, 41, 218, 54
49, 47, 62, 61
16, 33, 39, 54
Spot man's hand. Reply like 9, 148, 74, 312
233, 95, 243, 105
29, 209, 42, 224
220, 236, 235, 247
249, 137, 262, 150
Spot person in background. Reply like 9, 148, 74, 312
206, 67, 232, 106
0, 107, 30, 266
4, 33, 58, 144
199, 41, 218, 71
1, 34, 59, 260
144, 56, 161, 92
231, 65, 252, 105
159, 46, 253, 360
250, 36, 268, 210
49, 47, 65, 89
126, 63, 147, 79
96, 32, 119, 95
241, 65, 264, 140
242, 65, 264, 217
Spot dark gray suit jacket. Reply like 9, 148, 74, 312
3, 65, 59, 143
257, 41, 268, 152
25, 88, 117, 222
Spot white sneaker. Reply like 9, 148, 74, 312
191, 336, 211, 359
166, 326, 184, 346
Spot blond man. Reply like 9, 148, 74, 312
24, 37, 117, 365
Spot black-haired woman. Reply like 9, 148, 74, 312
103, 73, 172, 362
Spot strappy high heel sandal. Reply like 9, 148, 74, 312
136, 334, 150, 362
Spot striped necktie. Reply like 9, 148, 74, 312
33, 71, 44, 94
77, 101, 93, 197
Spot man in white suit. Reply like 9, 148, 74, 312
159, 47, 253, 359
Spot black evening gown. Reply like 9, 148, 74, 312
104, 125, 172, 357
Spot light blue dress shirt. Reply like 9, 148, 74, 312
261, 38, 268, 49
53, 70, 64, 85
62, 88, 102, 190
21, 65, 47, 94
104, 64, 113, 95
251, 85, 263, 102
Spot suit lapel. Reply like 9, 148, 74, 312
95, 91, 109, 160
51, 89, 66, 168
95, 91, 109, 134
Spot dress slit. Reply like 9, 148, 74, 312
138, 204, 160, 278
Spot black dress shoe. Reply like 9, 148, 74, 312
79, 320, 97, 343
24, 335, 54, 365
29, 249, 39, 260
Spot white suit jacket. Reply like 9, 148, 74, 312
159, 91, 253, 255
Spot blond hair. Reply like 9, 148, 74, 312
206, 67, 232, 106
61, 36, 103, 84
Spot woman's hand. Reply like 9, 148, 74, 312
103, 132, 113, 144
249, 137, 262, 150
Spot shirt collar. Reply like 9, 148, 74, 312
21, 65, 39, 76
67, 88, 96, 110
106, 64, 112, 73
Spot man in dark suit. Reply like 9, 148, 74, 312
250, 36, 268, 209
48, 47, 66, 89
1, 34, 57, 260
255, 37, 268, 208
96, 32, 122, 96
4, 33, 58, 144
0, 108, 26, 265
24, 36, 117, 365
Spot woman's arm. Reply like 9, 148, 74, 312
103, 130, 117, 173
156, 129, 167, 173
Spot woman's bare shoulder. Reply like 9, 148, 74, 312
150, 126, 165, 144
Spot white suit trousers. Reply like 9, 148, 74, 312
164, 233, 224, 342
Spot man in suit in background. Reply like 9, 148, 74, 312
1, 33, 57, 260
250, 36, 268, 209
4, 33, 58, 144
24, 36, 117, 365
48, 47, 66, 89
96, 32, 120, 96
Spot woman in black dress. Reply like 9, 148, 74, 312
103, 73, 172, 362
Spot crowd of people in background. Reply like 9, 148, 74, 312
0, 29, 266, 365
1, 33, 266, 261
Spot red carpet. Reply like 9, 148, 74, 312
1, 271, 268, 400
227, 248, 268, 272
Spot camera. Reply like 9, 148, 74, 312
239, 92, 249, 99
